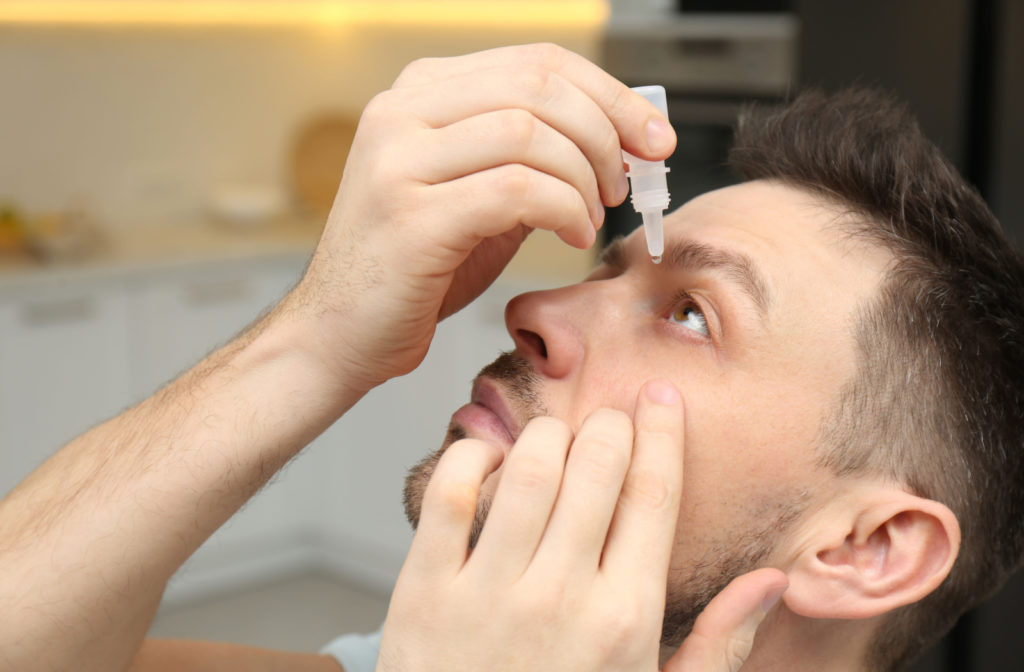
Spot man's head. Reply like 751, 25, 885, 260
404, 88, 1024, 670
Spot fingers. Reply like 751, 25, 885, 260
393, 43, 677, 161
400, 67, 625, 207
531, 408, 633, 574
664, 568, 789, 672
601, 379, 684, 585
404, 439, 504, 577
414, 109, 603, 227
426, 165, 596, 250
468, 417, 573, 581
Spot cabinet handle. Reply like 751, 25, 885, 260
19, 296, 97, 327
183, 278, 252, 306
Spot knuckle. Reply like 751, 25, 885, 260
394, 56, 437, 86
594, 600, 644, 649
360, 91, 396, 128
494, 164, 534, 202
517, 580, 569, 618
433, 480, 480, 515
620, 467, 672, 511
607, 83, 635, 121
513, 65, 555, 101
578, 437, 629, 479
506, 454, 556, 492
596, 124, 623, 169
724, 633, 756, 670
501, 109, 540, 152
522, 42, 567, 66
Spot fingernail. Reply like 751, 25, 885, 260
615, 171, 630, 203
761, 584, 787, 614
645, 116, 674, 155
644, 378, 680, 405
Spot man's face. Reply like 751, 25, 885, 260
404, 179, 893, 639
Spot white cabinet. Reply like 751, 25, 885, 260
0, 282, 133, 496
122, 259, 327, 586
127, 261, 301, 400
0, 255, 547, 603
0, 259, 305, 500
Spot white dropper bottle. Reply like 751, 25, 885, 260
623, 85, 671, 263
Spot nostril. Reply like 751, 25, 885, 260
517, 328, 548, 359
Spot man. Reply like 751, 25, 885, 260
378, 85, 1024, 670
1, 44, 1021, 672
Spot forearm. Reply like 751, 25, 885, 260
0, 302, 364, 672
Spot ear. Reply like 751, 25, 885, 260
783, 485, 961, 620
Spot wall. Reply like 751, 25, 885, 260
0, 19, 603, 606
0, 23, 601, 228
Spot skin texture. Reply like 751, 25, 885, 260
404, 181, 886, 624
396, 181, 961, 670
0, 44, 959, 672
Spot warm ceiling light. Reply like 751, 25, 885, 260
0, 1, 610, 28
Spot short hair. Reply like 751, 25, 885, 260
728, 88, 1024, 670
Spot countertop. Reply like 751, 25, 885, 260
0, 218, 322, 295
0, 216, 596, 297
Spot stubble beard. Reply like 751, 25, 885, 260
401, 352, 805, 648
402, 351, 542, 549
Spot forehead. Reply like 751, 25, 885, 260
621, 180, 892, 308
616, 180, 893, 378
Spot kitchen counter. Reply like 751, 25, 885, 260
0, 218, 322, 295
0, 216, 596, 296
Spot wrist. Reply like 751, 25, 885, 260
248, 292, 378, 417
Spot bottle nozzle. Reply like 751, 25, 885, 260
624, 85, 671, 264
642, 210, 664, 263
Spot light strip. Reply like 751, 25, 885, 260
0, 1, 610, 28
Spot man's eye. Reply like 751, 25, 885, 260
669, 294, 709, 336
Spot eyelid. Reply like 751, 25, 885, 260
665, 290, 721, 343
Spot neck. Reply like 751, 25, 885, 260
663, 606, 876, 672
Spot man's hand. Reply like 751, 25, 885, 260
377, 379, 787, 671
285, 43, 676, 393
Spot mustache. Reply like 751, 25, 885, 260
476, 351, 548, 421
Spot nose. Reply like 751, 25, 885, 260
504, 284, 595, 380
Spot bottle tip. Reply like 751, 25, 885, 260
651, 255, 662, 264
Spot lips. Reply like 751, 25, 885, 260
471, 379, 522, 441
450, 378, 522, 452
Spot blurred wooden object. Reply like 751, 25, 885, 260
291, 114, 358, 219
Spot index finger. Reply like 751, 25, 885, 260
391, 43, 676, 161
600, 379, 684, 586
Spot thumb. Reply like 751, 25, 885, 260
662, 568, 788, 672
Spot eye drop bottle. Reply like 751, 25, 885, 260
623, 85, 671, 263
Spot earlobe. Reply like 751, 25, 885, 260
783, 488, 961, 620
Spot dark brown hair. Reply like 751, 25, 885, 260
728, 88, 1024, 670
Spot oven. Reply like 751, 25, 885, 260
599, 7, 798, 243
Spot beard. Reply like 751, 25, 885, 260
402, 351, 545, 548
402, 351, 806, 649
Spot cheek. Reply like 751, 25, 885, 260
563, 366, 644, 427
674, 379, 822, 537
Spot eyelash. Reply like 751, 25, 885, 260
666, 290, 712, 341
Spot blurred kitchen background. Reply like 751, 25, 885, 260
0, 1, 1020, 669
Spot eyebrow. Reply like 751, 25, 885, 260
599, 237, 773, 317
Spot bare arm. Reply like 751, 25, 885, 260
128, 639, 343, 672
0, 305, 363, 672
0, 43, 670, 672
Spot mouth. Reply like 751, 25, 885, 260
450, 378, 522, 452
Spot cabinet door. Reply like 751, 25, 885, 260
128, 262, 301, 400
127, 261, 311, 587
0, 285, 133, 497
